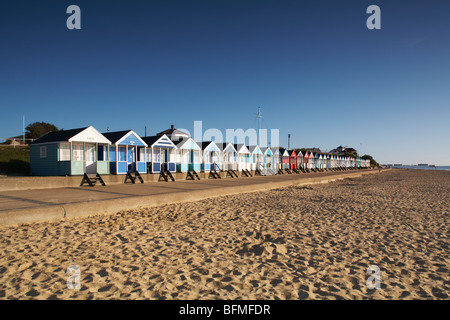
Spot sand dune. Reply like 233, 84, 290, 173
0, 169, 449, 299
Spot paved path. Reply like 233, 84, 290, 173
0, 169, 383, 226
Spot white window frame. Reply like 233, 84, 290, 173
59, 143, 70, 161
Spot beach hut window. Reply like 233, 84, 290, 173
194, 151, 201, 163
59, 143, 70, 161
119, 146, 126, 162
153, 149, 160, 162
169, 150, 175, 162
40, 146, 47, 158
98, 145, 106, 161
139, 148, 145, 162
72, 143, 83, 161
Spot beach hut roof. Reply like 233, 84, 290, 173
279, 148, 289, 157
156, 125, 190, 138
30, 126, 111, 145
248, 145, 263, 154
233, 144, 250, 154
200, 141, 220, 152
141, 134, 177, 149
103, 130, 148, 147
260, 147, 273, 155
220, 142, 237, 153
176, 137, 201, 150
288, 150, 297, 157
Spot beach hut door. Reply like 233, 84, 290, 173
85, 144, 96, 174
162, 149, 168, 171
128, 147, 136, 172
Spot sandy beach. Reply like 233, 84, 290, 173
0, 169, 448, 300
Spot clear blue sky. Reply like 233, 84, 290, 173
1, 0, 449, 165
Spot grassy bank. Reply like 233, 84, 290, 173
0, 146, 30, 175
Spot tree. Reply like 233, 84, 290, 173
362, 154, 379, 167
26, 122, 60, 139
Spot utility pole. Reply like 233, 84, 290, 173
257, 106, 262, 147
22, 115, 25, 145
288, 134, 291, 150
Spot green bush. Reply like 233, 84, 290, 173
0, 146, 30, 175
362, 154, 379, 167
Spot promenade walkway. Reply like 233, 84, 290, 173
0, 169, 383, 226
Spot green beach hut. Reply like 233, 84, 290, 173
29, 126, 112, 176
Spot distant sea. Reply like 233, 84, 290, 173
387, 165, 450, 171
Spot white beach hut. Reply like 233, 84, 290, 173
234, 144, 251, 171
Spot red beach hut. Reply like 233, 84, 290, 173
302, 150, 309, 169
280, 148, 290, 169
288, 150, 297, 170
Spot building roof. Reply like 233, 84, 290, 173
30, 127, 87, 145
140, 135, 160, 146
102, 130, 131, 144
176, 137, 201, 150
30, 126, 112, 145
200, 141, 220, 151
102, 130, 147, 146
219, 142, 236, 152
247, 145, 262, 154
156, 125, 190, 138
141, 134, 177, 149
233, 144, 250, 153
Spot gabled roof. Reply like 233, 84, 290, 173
201, 141, 220, 152
30, 126, 111, 145
141, 134, 177, 149
220, 142, 236, 153
102, 130, 130, 144
176, 137, 201, 150
233, 144, 250, 154
248, 145, 262, 155
288, 150, 297, 157
103, 130, 148, 147
260, 147, 273, 155
279, 148, 289, 157
156, 125, 190, 138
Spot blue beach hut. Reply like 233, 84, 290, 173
102, 130, 148, 174
201, 141, 221, 171
140, 134, 177, 173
